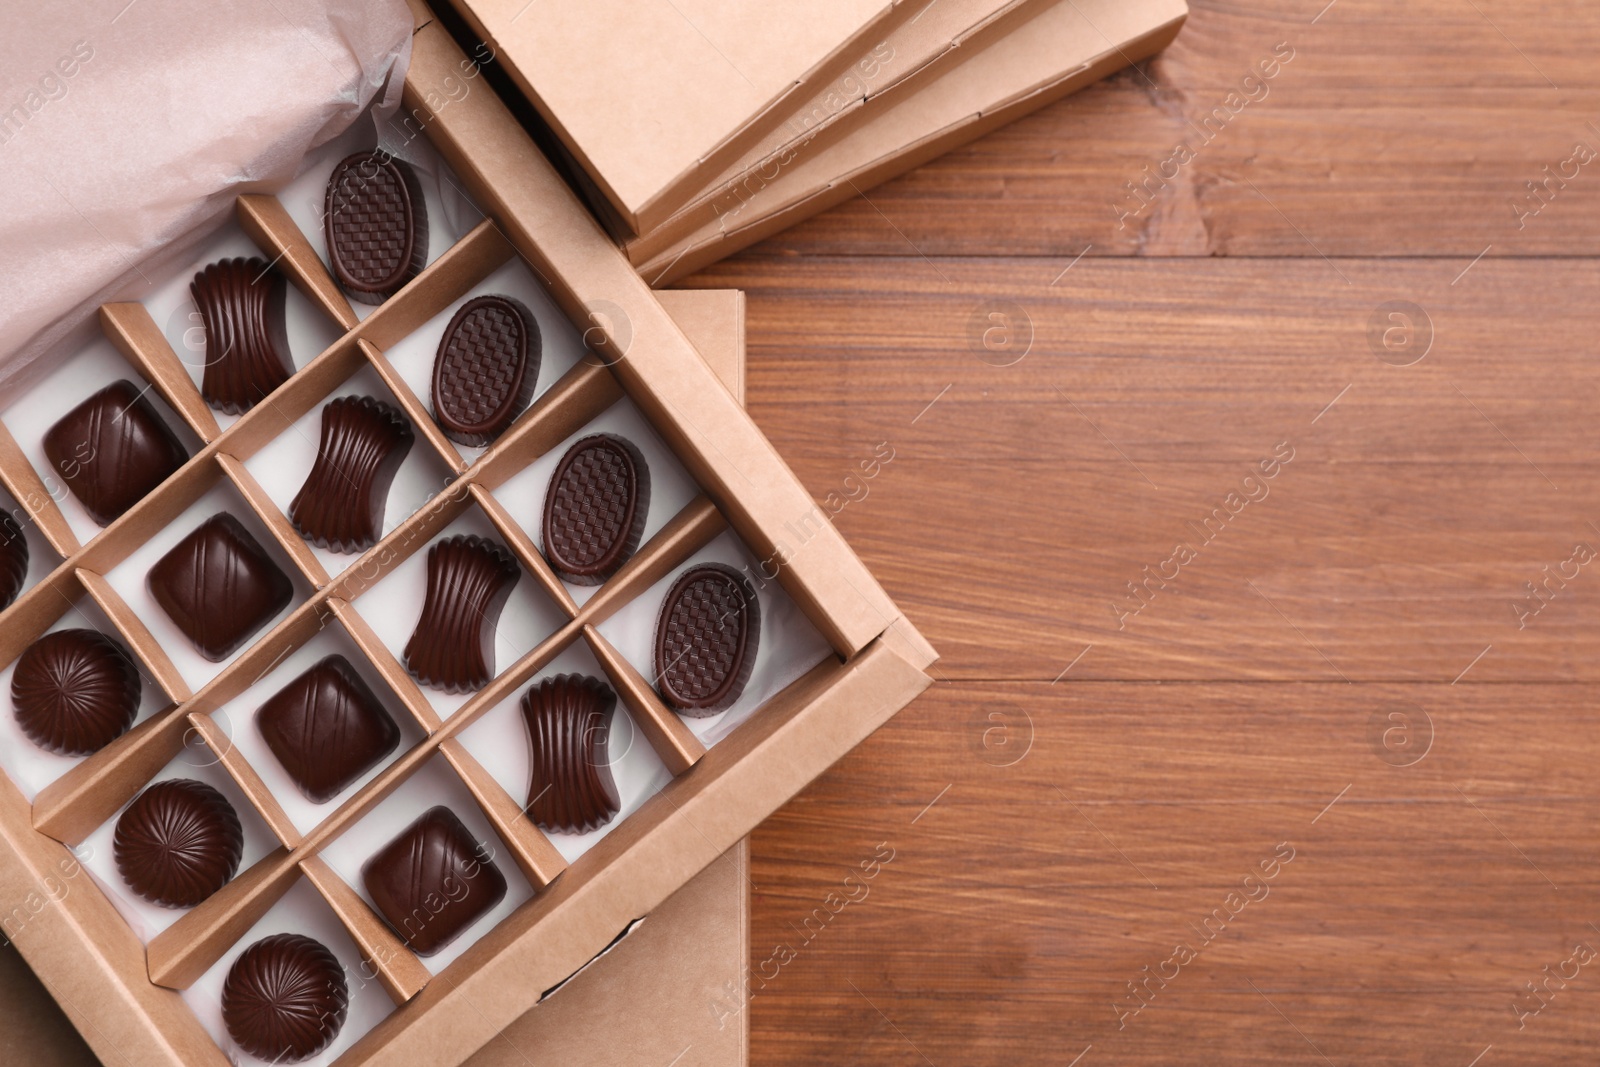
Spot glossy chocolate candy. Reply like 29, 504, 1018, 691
325, 151, 428, 304
11, 629, 140, 756
430, 295, 540, 447
256, 655, 401, 803
542, 434, 650, 586
653, 563, 761, 716
0, 511, 27, 611
114, 778, 243, 908
362, 806, 507, 957
222, 933, 348, 1063
521, 674, 621, 834
147, 513, 294, 662
289, 395, 414, 553
402, 535, 520, 693
190, 258, 294, 414
43, 380, 188, 526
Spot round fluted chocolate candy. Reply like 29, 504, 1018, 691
653, 563, 761, 716
114, 779, 243, 908
11, 629, 140, 756
0, 511, 27, 610
542, 434, 650, 586
223, 933, 348, 1063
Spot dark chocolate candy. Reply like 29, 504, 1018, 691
362, 806, 507, 957
190, 258, 294, 415
0, 511, 28, 611
42, 380, 188, 526
11, 629, 140, 756
147, 513, 294, 662
114, 778, 243, 908
521, 674, 621, 834
256, 655, 401, 803
289, 395, 414, 553
430, 295, 540, 447
653, 563, 761, 716
222, 933, 348, 1063
324, 151, 428, 304
542, 434, 650, 586
402, 535, 520, 693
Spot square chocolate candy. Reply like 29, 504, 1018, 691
147, 513, 294, 662
256, 656, 402, 803
362, 806, 507, 957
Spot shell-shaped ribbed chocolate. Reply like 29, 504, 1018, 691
654, 564, 761, 716
430, 295, 541, 447
11, 629, 140, 756
0, 511, 28, 611
190, 258, 293, 415
222, 933, 348, 1063
42, 380, 189, 527
257, 655, 402, 803
147, 513, 295, 662
521, 674, 621, 834
542, 434, 650, 586
289, 396, 414, 553
361, 807, 508, 957
325, 151, 428, 304
403, 535, 521, 693
113, 779, 243, 908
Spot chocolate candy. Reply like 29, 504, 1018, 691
430, 295, 540, 447
147, 513, 294, 662
522, 674, 621, 834
325, 151, 428, 304
43, 380, 188, 526
403, 535, 520, 693
256, 655, 401, 803
543, 434, 650, 586
653, 564, 760, 715
11, 629, 140, 756
0, 511, 28, 611
362, 806, 507, 957
223, 933, 348, 1063
114, 778, 243, 908
289, 395, 414, 553
190, 258, 294, 414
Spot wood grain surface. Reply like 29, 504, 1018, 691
681, 0, 1600, 1063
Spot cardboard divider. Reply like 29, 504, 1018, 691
185, 713, 302, 850
31, 706, 187, 845
215, 454, 332, 588
326, 477, 476, 604
466, 484, 576, 616
471, 357, 624, 492
328, 598, 445, 734
235, 195, 362, 334
146, 847, 301, 990
299, 855, 431, 1005
357, 339, 467, 475
438, 738, 567, 888
97, 303, 223, 443
433, 621, 584, 742
0, 420, 79, 558
581, 625, 704, 776
572, 495, 726, 631
354, 219, 514, 354
177, 598, 337, 719
0, 570, 76, 670
76, 568, 194, 706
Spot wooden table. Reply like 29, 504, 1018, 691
686, 1, 1600, 1063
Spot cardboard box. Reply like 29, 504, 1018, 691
0, 3, 935, 1064
634, 0, 1189, 283
440, 0, 933, 237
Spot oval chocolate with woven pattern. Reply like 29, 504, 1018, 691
223, 933, 348, 1063
114, 778, 243, 908
430, 295, 540, 447
11, 629, 140, 756
190, 258, 293, 414
653, 563, 761, 716
0, 511, 28, 611
542, 434, 650, 586
324, 151, 428, 304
